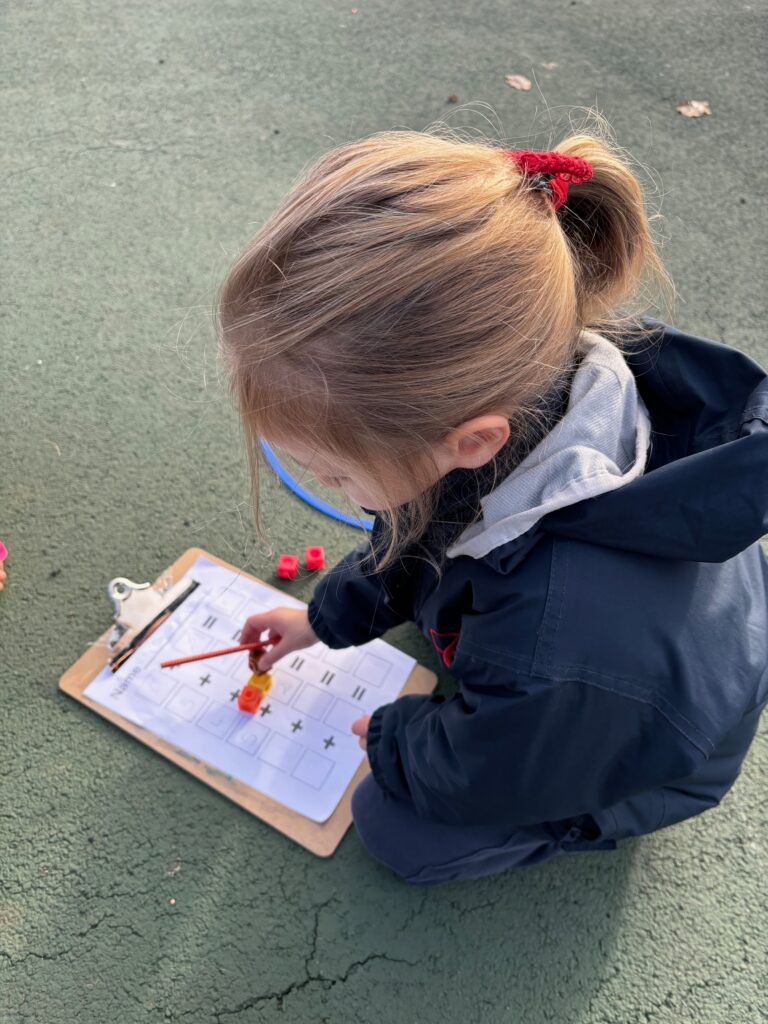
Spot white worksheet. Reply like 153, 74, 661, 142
84, 555, 416, 822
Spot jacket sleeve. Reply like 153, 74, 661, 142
306, 533, 416, 649
365, 650, 708, 827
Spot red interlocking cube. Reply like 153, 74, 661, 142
277, 554, 299, 579
305, 545, 325, 571
237, 685, 263, 714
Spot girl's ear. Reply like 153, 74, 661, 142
448, 414, 510, 467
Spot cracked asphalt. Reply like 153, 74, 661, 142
1, 0, 766, 1021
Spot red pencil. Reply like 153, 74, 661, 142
160, 641, 266, 669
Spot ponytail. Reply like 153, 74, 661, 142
553, 130, 673, 338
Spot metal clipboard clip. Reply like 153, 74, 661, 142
107, 575, 199, 672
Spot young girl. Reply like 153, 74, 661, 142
218, 125, 768, 885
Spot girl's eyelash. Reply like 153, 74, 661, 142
286, 450, 343, 474
294, 460, 348, 481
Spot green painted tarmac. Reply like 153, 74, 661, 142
1, 0, 766, 1020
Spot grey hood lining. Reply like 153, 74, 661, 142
446, 330, 652, 561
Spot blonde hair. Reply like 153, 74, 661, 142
218, 114, 674, 575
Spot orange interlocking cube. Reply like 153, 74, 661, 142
237, 684, 263, 714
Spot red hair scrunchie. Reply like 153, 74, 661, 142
502, 149, 593, 211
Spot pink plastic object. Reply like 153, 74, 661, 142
277, 554, 299, 579
305, 545, 325, 571
0, 541, 7, 562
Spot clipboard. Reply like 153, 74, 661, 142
59, 547, 436, 857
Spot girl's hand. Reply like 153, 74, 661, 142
240, 608, 319, 672
351, 714, 371, 750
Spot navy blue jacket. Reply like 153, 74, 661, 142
307, 319, 768, 849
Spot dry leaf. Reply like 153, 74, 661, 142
541, 62, 559, 70
505, 74, 532, 91
676, 100, 712, 118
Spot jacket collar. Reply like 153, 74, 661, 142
445, 330, 650, 560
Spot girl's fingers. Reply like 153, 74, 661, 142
239, 614, 275, 645
256, 635, 290, 671
351, 715, 371, 738
241, 615, 284, 669
239, 607, 315, 673
353, 715, 371, 750
241, 628, 287, 672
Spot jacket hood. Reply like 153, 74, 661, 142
447, 329, 651, 560
447, 319, 768, 564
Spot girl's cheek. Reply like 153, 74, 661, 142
345, 485, 380, 507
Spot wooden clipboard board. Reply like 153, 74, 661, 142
59, 546, 436, 857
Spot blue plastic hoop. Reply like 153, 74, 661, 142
259, 439, 375, 532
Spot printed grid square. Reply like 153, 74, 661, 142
324, 698, 360, 735
134, 672, 178, 706
229, 659, 253, 684
209, 589, 248, 617
240, 601, 270, 617
173, 628, 217, 656
258, 733, 304, 774
355, 652, 391, 686
292, 749, 334, 790
228, 720, 269, 755
268, 675, 301, 705
140, 630, 174, 658
165, 685, 208, 722
293, 683, 334, 721
323, 647, 363, 673
197, 701, 240, 739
